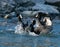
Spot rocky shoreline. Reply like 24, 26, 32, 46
0, 0, 60, 19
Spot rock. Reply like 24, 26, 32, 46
0, 0, 16, 17
45, 2, 60, 7
45, 0, 60, 7
14, 3, 59, 13
32, 4, 59, 14
45, 0, 60, 3
57, 7, 60, 12
15, 7, 28, 13
14, 0, 30, 4
32, 0, 45, 4
14, 0, 45, 4
21, 11, 38, 17
14, 0, 35, 7
20, 1, 35, 7
0, 0, 15, 17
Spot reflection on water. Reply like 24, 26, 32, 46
0, 18, 60, 47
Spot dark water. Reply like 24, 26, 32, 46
0, 18, 60, 47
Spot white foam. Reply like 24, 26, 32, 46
28, 31, 39, 36
15, 24, 26, 35
15, 24, 39, 36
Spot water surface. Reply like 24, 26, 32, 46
0, 18, 60, 47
